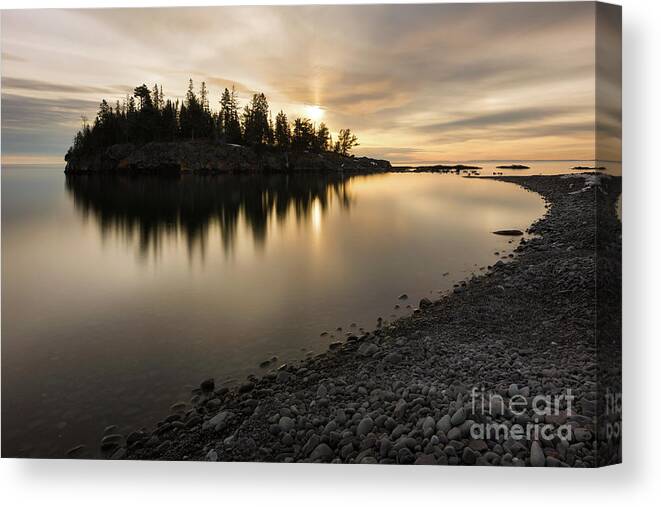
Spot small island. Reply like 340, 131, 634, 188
394, 164, 482, 172
572, 166, 607, 171
496, 164, 530, 169
64, 80, 390, 174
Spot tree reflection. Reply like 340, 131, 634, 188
65, 174, 353, 259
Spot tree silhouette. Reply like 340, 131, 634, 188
291, 118, 315, 151
274, 110, 291, 149
315, 122, 330, 153
65, 79, 360, 162
161, 99, 178, 141
242, 93, 272, 146
334, 128, 359, 156
133, 84, 153, 110
200, 81, 209, 112
219, 86, 242, 144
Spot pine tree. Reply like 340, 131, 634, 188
186, 79, 196, 107
220, 86, 242, 143
133, 84, 152, 110
152, 84, 161, 111
161, 99, 178, 141
315, 122, 330, 152
291, 118, 315, 151
267, 113, 275, 145
200, 81, 209, 112
180, 79, 200, 140
274, 110, 291, 149
242, 93, 271, 146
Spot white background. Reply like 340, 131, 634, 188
1, 0, 659, 505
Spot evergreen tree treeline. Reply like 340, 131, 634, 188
66, 80, 359, 162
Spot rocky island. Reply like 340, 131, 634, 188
394, 164, 482, 172
64, 140, 391, 174
63, 81, 390, 175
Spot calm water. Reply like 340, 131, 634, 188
1, 165, 549, 458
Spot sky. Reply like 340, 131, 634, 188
1, 3, 621, 165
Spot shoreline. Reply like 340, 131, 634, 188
102, 173, 620, 466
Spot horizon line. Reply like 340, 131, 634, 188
1, 157, 623, 167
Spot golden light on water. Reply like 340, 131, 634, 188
305, 105, 325, 123
311, 198, 322, 233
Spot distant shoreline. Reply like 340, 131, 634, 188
61, 143, 620, 176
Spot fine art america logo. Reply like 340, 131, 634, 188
469, 387, 574, 441
605, 388, 622, 442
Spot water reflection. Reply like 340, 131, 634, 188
65, 174, 353, 259
4, 168, 546, 458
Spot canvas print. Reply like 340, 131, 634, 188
1, 2, 621, 466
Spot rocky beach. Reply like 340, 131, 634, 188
93, 173, 621, 467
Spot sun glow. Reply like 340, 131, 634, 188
305, 105, 325, 123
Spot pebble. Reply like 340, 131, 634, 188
419, 297, 433, 309
310, 443, 334, 461
384, 352, 403, 364
421, 416, 435, 437
437, 414, 452, 434
450, 408, 466, 426
358, 342, 379, 357
414, 454, 437, 465
200, 378, 215, 392
276, 371, 293, 383
278, 416, 295, 432
447, 427, 462, 441
316, 384, 328, 398
356, 417, 374, 437
530, 441, 546, 467
462, 447, 477, 465
397, 447, 415, 464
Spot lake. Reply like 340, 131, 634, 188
2, 165, 550, 457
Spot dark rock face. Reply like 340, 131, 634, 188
64, 141, 391, 174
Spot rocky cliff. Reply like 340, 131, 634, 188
64, 141, 391, 174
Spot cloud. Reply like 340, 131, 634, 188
2, 93, 97, 129
416, 107, 581, 133
1, 93, 98, 156
2, 77, 130, 96
1, 51, 25, 62
204, 76, 254, 96
0, 3, 620, 162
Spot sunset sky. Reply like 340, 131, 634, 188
1, 3, 621, 165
